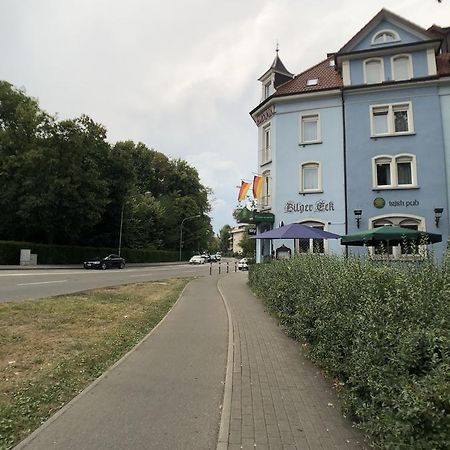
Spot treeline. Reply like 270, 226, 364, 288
0, 81, 213, 252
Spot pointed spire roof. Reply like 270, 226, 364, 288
258, 51, 293, 82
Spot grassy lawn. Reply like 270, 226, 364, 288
0, 278, 190, 449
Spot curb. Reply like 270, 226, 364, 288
216, 276, 234, 450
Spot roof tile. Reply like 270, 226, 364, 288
274, 57, 342, 97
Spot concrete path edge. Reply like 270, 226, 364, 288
216, 278, 234, 450
14, 281, 192, 450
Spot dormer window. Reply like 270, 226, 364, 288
306, 79, 318, 86
371, 29, 400, 45
364, 58, 384, 84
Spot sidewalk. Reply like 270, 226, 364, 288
218, 273, 366, 450
14, 272, 367, 449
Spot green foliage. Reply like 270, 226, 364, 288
0, 81, 212, 252
0, 240, 184, 264
249, 254, 450, 449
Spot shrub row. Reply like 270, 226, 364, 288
0, 241, 187, 265
248, 254, 450, 449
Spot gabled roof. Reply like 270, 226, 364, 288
337, 8, 435, 54
258, 53, 293, 81
274, 57, 342, 96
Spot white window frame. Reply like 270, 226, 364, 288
370, 102, 414, 137
260, 123, 271, 165
369, 214, 425, 259
364, 58, 385, 84
391, 54, 413, 81
299, 113, 321, 145
261, 170, 271, 209
299, 161, 322, 193
264, 80, 272, 99
372, 153, 418, 190
371, 29, 400, 45
295, 220, 329, 254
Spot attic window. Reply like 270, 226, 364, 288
306, 79, 318, 86
329, 60, 335, 67
372, 29, 400, 45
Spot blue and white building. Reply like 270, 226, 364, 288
250, 9, 450, 262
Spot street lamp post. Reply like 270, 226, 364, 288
179, 214, 201, 261
118, 203, 125, 256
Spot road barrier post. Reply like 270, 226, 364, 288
209, 263, 212, 276
219, 262, 221, 274
226, 262, 229, 273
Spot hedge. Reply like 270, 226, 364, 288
248, 253, 450, 449
0, 241, 188, 265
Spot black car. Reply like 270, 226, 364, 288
83, 254, 125, 270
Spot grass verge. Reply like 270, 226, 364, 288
0, 278, 190, 449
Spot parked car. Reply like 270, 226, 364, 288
209, 254, 218, 262
200, 253, 210, 262
215, 253, 221, 261
189, 255, 205, 264
83, 254, 125, 270
237, 258, 248, 271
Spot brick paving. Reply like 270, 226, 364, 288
218, 273, 367, 450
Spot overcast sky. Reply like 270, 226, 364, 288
0, 0, 447, 233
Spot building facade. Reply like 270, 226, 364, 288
250, 9, 450, 262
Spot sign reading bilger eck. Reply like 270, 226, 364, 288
285, 200, 335, 213
254, 106, 275, 126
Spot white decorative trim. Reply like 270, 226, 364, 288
370, 101, 414, 137
391, 54, 413, 81
372, 153, 418, 189
299, 112, 321, 144
342, 60, 351, 86
260, 123, 272, 165
364, 57, 385, 84
371, 29, 400, 45
427, 48, 437, 76
299, 161, 322, 193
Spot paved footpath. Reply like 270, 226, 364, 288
219, 273, 366, 450
16, 272, 367, 450
16, 276, 229, 450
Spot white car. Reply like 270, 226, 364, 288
189, 255, 205, 264
215, 253, 221, 261
237, 258, 248, 271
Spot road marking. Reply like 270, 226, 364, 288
17, 280, 67, 286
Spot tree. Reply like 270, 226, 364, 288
218, 225, 232, 254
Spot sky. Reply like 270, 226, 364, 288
0, 0, 447, 234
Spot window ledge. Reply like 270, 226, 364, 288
373, 185, 419, 191
299, 190, 324, 195
299, 141, 322, 147
371, 132, 415, 139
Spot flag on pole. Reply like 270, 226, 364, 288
238, 181, 251, 202
252, 175, 263, 199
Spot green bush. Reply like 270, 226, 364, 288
249, 253, 450, 449
0, 241, 185, 265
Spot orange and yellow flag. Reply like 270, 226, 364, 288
252, 175, 263, 199
238, 181, 251, 202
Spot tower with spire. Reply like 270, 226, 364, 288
257, 46, 293, 102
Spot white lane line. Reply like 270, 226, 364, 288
0, 266, 193, 277
17, 280, 67, 286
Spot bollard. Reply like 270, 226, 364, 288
235, 262, 237, 272
226, 262, 229, 273
210, 263, 212, 275
219, 262, 221, 274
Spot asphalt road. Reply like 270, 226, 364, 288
0, 262, 238, 302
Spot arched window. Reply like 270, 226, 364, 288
295, 220, 328, 254
372, 154, 417, 189
371, 30, 400, 45
364, 58, 384, 84
371, 215, 424, 257
299, 162, 322, 193
392, 54, 413, 81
